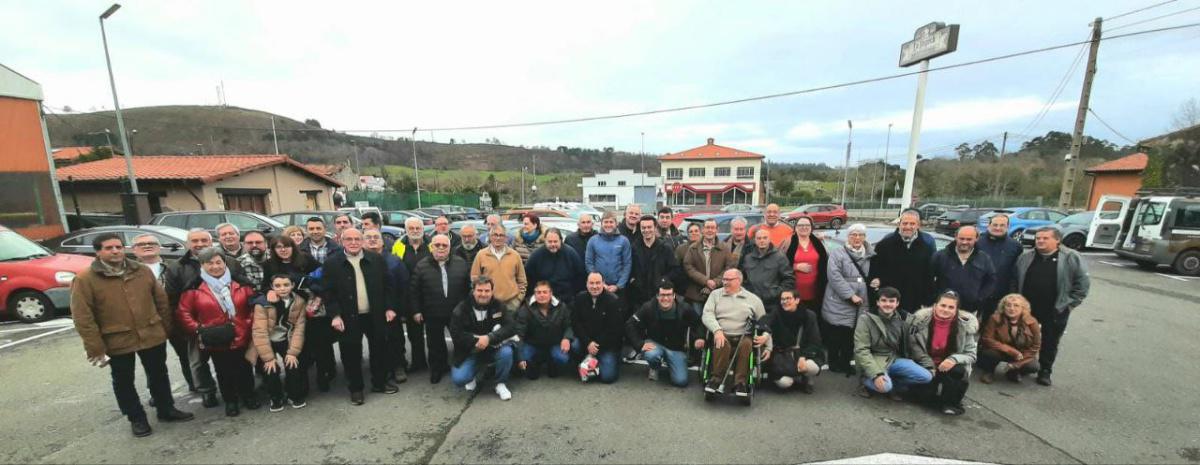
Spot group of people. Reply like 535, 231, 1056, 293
70, 204, 1089, 437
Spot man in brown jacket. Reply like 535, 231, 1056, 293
682, 219, 734, 313
471, 225, 528, 311
70, 232, 193, 438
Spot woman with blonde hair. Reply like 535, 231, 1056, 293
978, 293, 1042, 384
282, 226, 306, 248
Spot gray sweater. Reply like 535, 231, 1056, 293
701, 287, 771, 351
1013, 246, 1091, 313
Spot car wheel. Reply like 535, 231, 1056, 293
1062, 233, 1085, 250
8, 291, 55, 323
1009, 228, 1025, 240
829, 218, 844, 229
1172, 250, 1200, 277
1135, 260, 1158, 271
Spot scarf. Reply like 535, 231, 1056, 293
201, 269, 237, 319
520, 228, 542, 244
846, 243, 866, 260
95, 258, 131, 278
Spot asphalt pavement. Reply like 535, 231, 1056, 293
1, 251, 1197, 464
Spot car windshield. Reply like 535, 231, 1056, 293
0, 231, 53, 261
1060, 212, 1093, 225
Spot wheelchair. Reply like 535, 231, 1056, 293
699, 317, 766, 406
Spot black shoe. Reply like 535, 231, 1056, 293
392, 368, 408, 384
371, 383, 399, 395
243, 397, 261, 410
942, 405, 965, 416
797, 381, 814, 395
1036, 371, 1052, 386
430, 371, 443, 384
148, 397, 156, 408
704, 380, 720, 394
130, 418, 152, 437
156, 408, 194, 422
225, 403, 240, 417
201, 392, 219, 408
269, 399, 285, 413
350, 391, 365, 405
733, 383, 749, 397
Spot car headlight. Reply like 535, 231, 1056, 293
55, 271, 76, 285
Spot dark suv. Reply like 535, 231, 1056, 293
935, 208, 991, 235
149, 210, 285, 238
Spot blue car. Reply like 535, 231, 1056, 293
977, 207, 1069, 240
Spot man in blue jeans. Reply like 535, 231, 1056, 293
448, 276, 518, 400
626, 281, 706, 387
853, 287, 933, 398
571, 272, 626, 383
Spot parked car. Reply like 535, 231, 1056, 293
976, 207, 1068, 240
682, 213, 765, 242
721, 204, 759, 214
1021, 211, 1093, 249
934, 208, 992, 236
149, 210, 286, 238
502, 209, 573, 221
272, 210, 402, 241
405, 210, 438, 225
0, 226, 94, 323
822, 225, 953, 250
915, 203, 969, 220
382, 210, 428, 227
430, 205, 471, 222
1105, 189, 1200, 275
65, 212, 125, 230
785, 204, 848, 228
672, 204, 757, 227
461, 207, 485, 220
44, 225, 190, 260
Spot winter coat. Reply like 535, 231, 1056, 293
512, 226, 547, 262
657, 225, 683, 251
515, 296, 574, 347
618, 221, 640, 244
585, 231, 632, 288
449, 298, 517, 366
525, 246, 587, 305
392, 236, 432, 274
565, 230, 597, 262
853, 308, 907, 378
176, 277, 256, 351
869, 230, 935, 311
321, 251, 398, 322
163, 252, 246, 313
411, 255, 472, 320
625, 297, 705, 352
70, 259, 171, 359
470, 246, 528, 304
822, 243, 875, 327
725, 236, 749, 264
783, 232, 830, 306
628, 238, 680, 307
570, 290, 625, 351
762, 306, 825, 365
260, 255, 319, 295
980, 307, 1042, 370
737, 243, 795, 311
976, 234, 1023, 308
453, 240, 485, 264
298, 238, 342, 265
382, 252, 412, 317
682, 240, 734, 303
1013, 247, 1091, 313
247, 295, 306, 365
907, 307, 979, 376
930, 245, 997, 313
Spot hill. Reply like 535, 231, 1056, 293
44, 105, 657, 175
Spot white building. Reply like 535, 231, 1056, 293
357, 175, 387, 192
579, 169, 662, 210
660, 137, 764, 206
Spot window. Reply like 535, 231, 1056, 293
302, 191, 321, 210
1022, 210, 1047, 221
617, 181, 626, 186
1176, 204, 1200, 229
666, 168, 683, 180
689, 167, 706, 178
736, 167, 755, 179
588, 194, 617, 203
185, 213, 224, 230
714, 167, 731, 177
157, 214, 187, 229
1047, 211, 1067, 222
1098, 200, 1125, 220
597, 181, 607, 187
227, 213, 265, 232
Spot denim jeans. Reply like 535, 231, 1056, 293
642, 341, 689, 387
520, 343, 571, 379
450, 343, 515, 387
863, 358, 933, 393
571, 339, 620, 383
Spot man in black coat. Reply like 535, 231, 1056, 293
869, 210, 935, 313
323, 228, 400, 405
626, 281, 705, 387
453, 225, 486, 264
930, 226, 996, 315
628, 215, 680, 313
571, 272, 626, 384
410, 234, 472, 384
448, 276, 518, 400
524, 229, 587, 305
394, 218, 432, 373
565, 214, 598, 259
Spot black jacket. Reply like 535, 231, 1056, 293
297, 238, 342, 265
396, 236, 432, 274
869, 230, 935, 311
783, 233, 830, 306
738, 243, 795, 311
976, 234, 1023, 308
515, 297, 574, 347
628, 238, 680, 307
449, 298, 517, 366
164, 252, 246, 311
625, 297, 705, 352
260, 255, 319, 295
570, 290, 625, 351
564, 230, 597, 261
453, 240, 486, 264
931, 245, 997, 313
410, 255, 472, 320
320, 251, 397, 322
618, 221, 640, 244
761, 307, 825, 365
524, 246, 587, 305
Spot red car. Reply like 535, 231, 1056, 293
785, 204, 848, 228
0, 226, 94, 323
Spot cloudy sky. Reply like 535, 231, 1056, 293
4, 0, 1199, 167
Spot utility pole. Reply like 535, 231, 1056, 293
412, 127, 422, 208
880, 123, 892, 209
270, 116, 280, 155
999, 131, 1008, 157
840, 120, 853, 206
1059, 18, 1102, 210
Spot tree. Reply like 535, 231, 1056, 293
972, 141, 999, 162
774, 178, 794, 196
1171, 97, 1200, 131
304, 118, 322, 128
62, 105, 73, 112
955, 143, 973, 161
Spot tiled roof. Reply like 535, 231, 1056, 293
659, 138, 765, 161
51, 146, 94, 161
56, 154, 343, 186
307, 163, 345, 176
1085, 152, 1147, 173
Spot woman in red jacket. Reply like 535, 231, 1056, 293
177, 247, 258, 417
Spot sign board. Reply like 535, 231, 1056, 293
886, 198, 904, 206
354, 201, 370, 208
899, 22, 960, 67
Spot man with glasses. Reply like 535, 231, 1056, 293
432, 216, 462, 249
391, 217, 432, 373
471, 225, 527, 312
411, 234, 472, 384
701, 269, 771, 397
132, 233, 195, 395
454, 225, 485, 263
626, 281, 705, 387
236, 231, 270, 290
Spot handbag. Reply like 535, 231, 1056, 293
197, 322, 236, 349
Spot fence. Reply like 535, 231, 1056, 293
346, 191, 480, 211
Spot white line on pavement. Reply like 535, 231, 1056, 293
1099, 261, 1131, 267
34, 319, 75, 328
0, 326, 73, 350
1156, 273, 1190, 282
0, 326, 49, 335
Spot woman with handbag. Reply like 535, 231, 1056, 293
177, 247, 258, 417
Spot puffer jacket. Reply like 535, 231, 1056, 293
822, 243, 875, 327
512, 226, 547, 262
515, 296, 574, 347
930, 244, 996, 313
585, 231, 632, 288
411, 255, 472, 320
70, 259, 170, 358
906, 307, 979, 376
852, 308, 907, 378
246, 294, 306, 364
737, 243, 795, 310
980, 306, 1041, 370
176, 277, 256, 351
571, 290, 625, 351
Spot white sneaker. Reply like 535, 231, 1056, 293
647, 368, 659, 382
495, 383, 512, 401
464, 379, 477, 392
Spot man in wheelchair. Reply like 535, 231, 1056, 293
701, 269, 771, 398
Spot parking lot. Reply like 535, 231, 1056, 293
1, 250, 1197, 464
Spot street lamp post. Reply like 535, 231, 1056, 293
99, 3, 139, 193
879, 123, 892, 209
411, 127, 422, 208
840, 120, 853, 207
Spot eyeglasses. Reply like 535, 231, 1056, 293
134, 242, 159, 248
431, 243, 450, 248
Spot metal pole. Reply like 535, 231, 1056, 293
99, 5, 139, 193
900, 60, 930, 210
521, 167, 527, 206
840, 120, 852, 206
411, 127, 422, 208
999, 131, 1008, 157
1059, 18, 1102, 209
880, 123, 892, 209
271, 116, 280, 155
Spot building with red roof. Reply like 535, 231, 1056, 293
0, 63, 66, 240
1084, 152, 1147, 210
659, 138, 765, 206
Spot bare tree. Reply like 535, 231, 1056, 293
1172, 97, 1200, 130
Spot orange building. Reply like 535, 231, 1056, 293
1084, 152, 1147, 210
0, 64, 66, 240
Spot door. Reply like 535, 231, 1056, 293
1087, 195, 1130, 249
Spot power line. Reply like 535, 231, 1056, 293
1108, 5, 1200, 31
1087, 108, 1139, 144
1019, 41, 1088, 136
1103, 0, 1179, 23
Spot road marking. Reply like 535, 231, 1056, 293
0, 326, 49, 335
810, 453, 989, 464
1156, 273, 1190, 282
34, 318, 74, 328
1099, 260, 1131, 267
0, 326, 73, 350
1081, 252, 1114, 256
